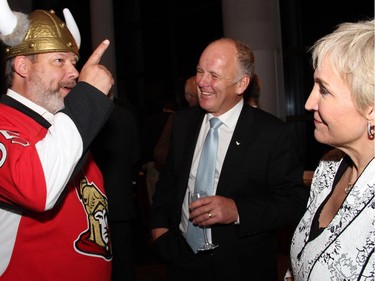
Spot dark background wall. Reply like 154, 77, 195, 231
280, 0, 373, 168
1, 0, 374, 169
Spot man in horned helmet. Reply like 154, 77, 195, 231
0, 0, 115, 280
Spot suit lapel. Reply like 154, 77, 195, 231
177, 109, 205, 198
216, 105, 256, 194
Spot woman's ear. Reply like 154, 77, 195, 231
366, 105, 374, 122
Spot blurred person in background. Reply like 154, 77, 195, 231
184, 75, 199, 107
243, 73, 261, 108
92, 96, 141, 281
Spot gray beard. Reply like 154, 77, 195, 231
28, 74, 65, 114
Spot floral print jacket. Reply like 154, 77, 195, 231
289, 149, 375, 281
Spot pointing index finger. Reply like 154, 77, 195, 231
85, 39, 110, 66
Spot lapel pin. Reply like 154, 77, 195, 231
236, 141, 240, 145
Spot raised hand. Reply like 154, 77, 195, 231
78, 39, 114, 95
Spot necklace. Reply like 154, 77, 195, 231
344, 183, 353, 194
344, 165, 355, 194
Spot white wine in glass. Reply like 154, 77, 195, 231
189, 191, 219, 251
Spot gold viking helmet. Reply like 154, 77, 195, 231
0, 0, 81, 60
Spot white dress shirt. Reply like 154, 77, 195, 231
6, 89, 82, 210
180, 99, 243, 241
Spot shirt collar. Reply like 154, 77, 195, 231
6, 89, 55, 124
207, 99, 243, 129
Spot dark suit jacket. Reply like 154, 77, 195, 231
150, 103, 308, 278
92, 105, 140, 222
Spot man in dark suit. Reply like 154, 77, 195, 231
150, 38, 309, 281
92, 101, 140, 281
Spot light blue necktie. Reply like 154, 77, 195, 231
186, 117, 223, 253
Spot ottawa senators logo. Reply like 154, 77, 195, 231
74, 177, 112, 260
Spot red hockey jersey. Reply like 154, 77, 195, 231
0, 89, 112, 280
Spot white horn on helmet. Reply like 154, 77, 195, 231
63, 8, 81, 49
0, 0, 17, 35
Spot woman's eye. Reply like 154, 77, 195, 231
319, 85, 329, 96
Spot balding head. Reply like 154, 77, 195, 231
184, 75, 199, 107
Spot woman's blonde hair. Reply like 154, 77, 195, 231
310, 19, 374, 114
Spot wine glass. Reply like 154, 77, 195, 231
189, 191, 219, 251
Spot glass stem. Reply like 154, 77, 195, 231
203, 228, 209, 244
